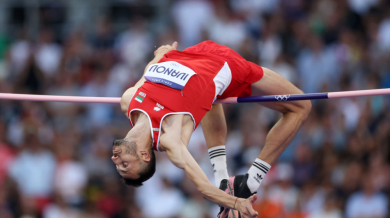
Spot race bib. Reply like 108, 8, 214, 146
144, 61, 196, 91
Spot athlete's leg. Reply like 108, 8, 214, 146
245, 67, 311, 193
202, 104, 227, 148
201, 104, 229, 186
254, 67, 311, 163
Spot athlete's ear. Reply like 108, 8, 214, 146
172, 41, 178, 50
140, 150, 151, 162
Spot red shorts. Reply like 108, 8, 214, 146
183, 40, 264, 99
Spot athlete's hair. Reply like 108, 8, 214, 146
113, 139, 156, 187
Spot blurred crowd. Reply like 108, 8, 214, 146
0, 0, 390, 217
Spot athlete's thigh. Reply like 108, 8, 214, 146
252, 67, 308, 113
201, 104, 227, 147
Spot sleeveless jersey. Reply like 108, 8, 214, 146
127, 41, 264, 151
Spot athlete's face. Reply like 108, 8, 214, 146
111, 143, 142, 179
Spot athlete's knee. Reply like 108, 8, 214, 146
296, 100, 312, 121
288, 89, 311, 120
209, 122, 227, 136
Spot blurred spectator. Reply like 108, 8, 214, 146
113, 17, 152, 90
292, 144, 316, 187
377, 11, 390, 51
307, 193, 342, 218
172, 0, 214, 48
8, 133, 56, 202
207, 1, 246, 50
83, 137, 116, 178
257, 14, 282, 66
43, 193, 80, 218
0, 121, 15, 187
54, 141, 87, 207
115, 18, 152, 69
136, 175, 185, 218
78, 200, 107, 218
266, 163, 299, 213
8, 29, 31, 77
345, 176, 388, 218
0, 186, 14, 218
269, 54, 298, 85
179, 192, 211, 218
300, 181, 326, 214
80, 67, 121, 127
96, 178, 124, 217
34, 29, 63, 78
348, 0, 380, 15
297, 34, 339, 93
91, 16, 115, 51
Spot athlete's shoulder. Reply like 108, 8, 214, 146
121, 87, 138, 115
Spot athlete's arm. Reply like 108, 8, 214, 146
120, 42, 178, 115
160, 126, 258, 218
163, 141, 258, 218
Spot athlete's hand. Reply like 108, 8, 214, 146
154, 41, 178, 57
236, 194, 259, 218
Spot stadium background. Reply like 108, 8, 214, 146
0, 0, 390, 217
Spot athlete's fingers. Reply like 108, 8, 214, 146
244, 209, 257, 218
247, 195, 258, 217
249, 208, 258, 217
172, 41, 178, 49
243, 209, 257, 218
243, 205, 258, 218
249, 194, 257, 203
244, 210, 251, 218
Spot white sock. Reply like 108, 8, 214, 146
247, 158, 271, 193
208, 145, 229, 187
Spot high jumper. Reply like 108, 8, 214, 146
115, 40, 311, 218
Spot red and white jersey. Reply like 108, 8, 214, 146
127, 41, 264, 151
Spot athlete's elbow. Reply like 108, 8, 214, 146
173, 159, 187, 169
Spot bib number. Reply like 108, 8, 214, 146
144, 61, 196, 91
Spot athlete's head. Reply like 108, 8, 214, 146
111, 138, 156, 187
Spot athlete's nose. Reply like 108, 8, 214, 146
111, 155, 120, 163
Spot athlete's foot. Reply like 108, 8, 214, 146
217, 174, 256, 218
217, 178, 237, 218
234, 174, 256, 198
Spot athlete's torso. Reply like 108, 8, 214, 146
127, 51, 229, 151
127, 41, 263, 151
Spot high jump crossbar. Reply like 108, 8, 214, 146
0, 88, 389, 104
